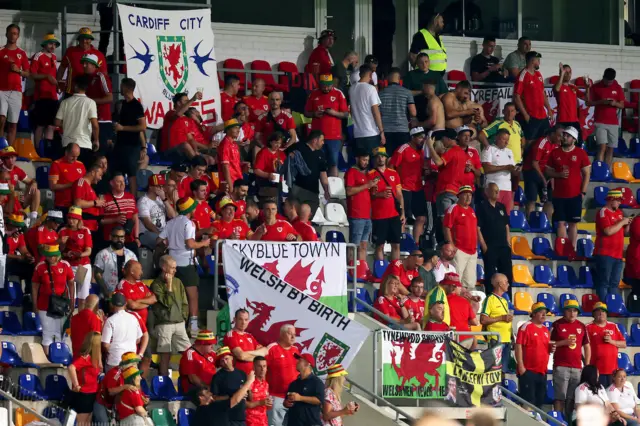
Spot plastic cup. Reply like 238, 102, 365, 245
271, 173, 280, 183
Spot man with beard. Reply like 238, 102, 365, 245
442, 81, 486, 140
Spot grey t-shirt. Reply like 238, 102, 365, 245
503, 50, 525, 74
379, 83, 415, 133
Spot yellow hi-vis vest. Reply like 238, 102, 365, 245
419, 29, 447, 72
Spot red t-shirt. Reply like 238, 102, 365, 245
516, 321, 551, 375
425, 321, 450, 332
368, 168, 401, 220
160, 110, 179, 152
242, 95, 269, 123
50, 159, 86, 208
443, 204, 478, 255
554, 84, 580, 123
254, 148, 285, 175
595, 207, 625, 259
373, 295, 402, 323
304, 88, 348, 140
30, 51, 58, 100
256, 111, 296, 144
261, 220, 297, 241
2, 165, 27, 187
86, 72, 112, 121
424, 160, 438, 203
246, 379, 269, 426
404, 297, 425, 323
169, 116, 194, 149
102, 192, 138, 241
234, 199, 246, 219
32, 260, 74, 311
117, 279, 152, 325
591, 80, 625, 125
179, 346, 217, 393
192, 200, 214, 231
58, 226, 92, 266
220, 91, 239, 122
70, 309, 102, 356
178, 175, 212, 200
436, 145, 467, 195
514, 70, 547, 119
448, 293, 475, 340
218, 136, 243, 185
587, 321, 624, 375
265, 343, 299, 398
223, 330, 259, 375
116, 389, 144, 420
461, 147, 481, 188
625, 217, 640, 280
307, 46, 333, 75
292, 219, 318, 242
550, 317, 589, 369
211, 219, 251, 240
96, 366, 122, 408
36, 226, 58, 261
390, 143, 424, 192
71, 355, 101, 393
62, 45, 107, 94
381, 260, 419, 288
546, 146, 591, 199
523, 137, 557, 172
6, 233, 24, 255
72, 177, 99, 231
0, 47, 29, 92
344, 167, 371, 220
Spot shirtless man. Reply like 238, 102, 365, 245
421, 79, 445, 132
442, 80, 487, 139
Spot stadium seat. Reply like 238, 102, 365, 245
447, 70, 467, 87
349, 288, 373, 312
514, 186, 526, 206
21, 312, 41, 336
327, 177, 346, 199
0, 281, 22, 306
140, 378, 153, 399
631, 137, 640, 158
151, 408, 177, 426
513, 264, 537, 287
373, 260, 389, 279
591, 161, 612, 182
628, 292, 640, 315
147, 144, 172, 166
222, 58, 246, 90
511, 237, 545, 260
559, 294, 578, 311
21, 343, 58, 367
547, 411, 568, 426
15, 407, 39, 426
251, 60, 285, 91
555, 265, 576, 288
18, 374, 46, 400
534, 265, 556, 286
617, 323, 631, 344
607, 294, 629, 317
503, 293, 515, 310
594, 186, 609, 207
348, 260, 371, 283
613, 162, 640, 183
178, 408, 194, 426
13, 138, 48, 162
543, 320, 552, 331
325, 203, 348, 225
619, 186, 640, 208
576, 238, 594, 260
582, 294, 600, 315
277, 61, 301, 90
400, 233, 418, 254
615, 139, 633, 157
476, 264, 485, 284
152, 375, 183, 401
576, 266, 594, 288
634, 163, 640, 180
42, 406, 65, 423
537, 293, 559, 315
0, 311, 21, 335
0, 138, 7, 150
513, 292, 534, 315
502, 379, 517, 400
35, 166, 49, 190
532, 237, 556, 260
325, 231, 346, 243
554, 237, 577, 261
545, 380, 555, 404
44, 374, 69, 400
48, 342, 72, 366
619, 353, 637, 375
136, 169, 154, 191
528, 211, 552, 233
509, 210, 530, 232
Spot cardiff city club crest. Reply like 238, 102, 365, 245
157, 35, 189, 95
313, 333, 349, 374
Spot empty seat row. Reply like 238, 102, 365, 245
221, 58, 299, 92
513, 264, 593, 288
512, 236, 594, 261
1, 341, 71, 368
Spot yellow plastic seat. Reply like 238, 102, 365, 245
613, 161, 640, 183
513, 264, 550, 288
15, 408, 39, 426
620, 279, 632, 289
470, 324, 485, 341
513, 291, 534, 314
511, 236, 546, 260
12, 138, 51, 163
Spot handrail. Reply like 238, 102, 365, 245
346, 377, 416, 424
0, 387, 60, 426
498, 385, 565, 426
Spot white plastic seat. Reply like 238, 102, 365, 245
328, 177, 346, 199
325, 203, 348, 225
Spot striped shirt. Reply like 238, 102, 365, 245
379, 83, 415, 133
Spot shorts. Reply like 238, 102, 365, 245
323, 139, 342, 167
523, 117, 550, 141
372, 216, 402, 245
32, 98, 59, 127
523, 169, 552, 204
402, 190, 427, 218
552, 195, 583, 223
354, 135, 381, 156
113, 144, 142, 178
553, 366, 581, 401
0, 91, 22, 123
436, 192, 457, 217
348, 218, 372, 245
176, 265, 199, 287
594, 123, 619, 148
72, 264, 92, 300
67, 391, 96, 413
155, 322, 191, 353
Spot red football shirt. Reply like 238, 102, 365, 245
70, 309, 102, 356
546, 146, 591, 198
30, 51, 58, 100
425, 321, 450, 332
62, 45, 107, 94
595, 207, 625, 259
246, 379, 269, 426
591, 80, 625, 125
117, 279, 152, 324
101, 192, 138, 241
404, 297, 425, 323
304, 88, 348, 140
72, 177, 99, 231
37, 225, 58, 260
168, 116, 193, 149
260, 220, 297, 241
254, 148, 285, 175
265, 343, 299, 398
550, 317, 589, 369
116, 389, 144, 420
554, 84, 580, 123
373, 295, 402, 323
292, 219, 318, 242
587, 321, 624, 375
443, 204, 478, 255
58, 226, 92, 266
448, 293, 475, 340
71, 355, 100, 393
256, 111, 296, 144
160, 110, 179, 152
436, 145, 467, 196
32, 260, 74, 311
218, 136, 243, 186
3, 165, 26, 187
307, 46, 333, 75
461, 147, 481, 188
211, 219, 251, 241
178, 175, 212, 200
390, 143, 424, 192
242, 95, 269, 123
0, 47, 29, 92
344, 167, 371, 220
381, 260, 419, 288
514, 70, 547, 119
50, 159, 86, 208
179, 346, 217, 393
223, 330, 260, 375
96, 366, 123, 408
192, 200, 214, 231
6, 233, 24, 255
523, 137, 557, 172
86, 72, 112, 121
220, 91, 239, 121
234, 199, 246, 219
516, 321, 551, 375
368, 168, 401, 220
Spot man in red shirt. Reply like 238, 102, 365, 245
230, 179, 249, 221
515, 302, 554, 409
456, 126, 482, 190
345, 150, 375, 262
100, 172, 140, 252
587, 302, 626, 388
168, 107, 214, 164
553, 64, 583, 143
58, 27, 107, 95
83, 53, 113, 153
381, 251, 421, 294
255, 91, 297, 149
404, 277, 425, 324
251, 200, 299, 242
368, 147, 404, 261
49, 143, 86, 215
30, 33, 60, 151
160, 91, 203, 153
1, 146, 40, 222
177, 155, 210, 199
545, 126, 591, 249
179, 330, 218, 393
224, 308, 267, 375
117, 260, 156, 325
0, 24, 30, 147
220, 74, 240, 122
246, 356, 271, 426
513, 51, 552, 145
290, 203, 318, 242
423, 301, 449, 332
594, 189, 629, 302
191, 179, 215, 235
443, 185, 477, 290
304, 74, 349, 177
69, 294, 103, 356
95, 353, 140, 422
588, 68, 626, 166
390, 127, 426, 243
266, 325, 300, 426
306, 29, 336, 76
218, 119, 244, 193
72, 163, 104, 232
551, 299, 591, 418
242, 78, 269, 124
446, 273, 479, 350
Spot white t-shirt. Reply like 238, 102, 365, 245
137, 194, 167, 234
481, 145, 515, 191
433, 260, 457, 283
349, 82, 382, 138
55, 94, 98, 150
159, 215, 196, 267
101, 310, 143, 366
575, 383, 609, 407
607, 382, 640, 415
349, 70, 378, 86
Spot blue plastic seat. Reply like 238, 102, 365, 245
147, 144, 172, 166
152, 375, 184, 401
529, 212, 552, 233
619, 353, 637, 375
630, 324, 640, 347
0, 281, 20, 307
326, 231, 346, 243
1, 311, 22, 335
591, 161, 612, 182
18, 374, 46, 400
21, 312, 42, 336
503, 379, 517, 400
514, 186, 526, 206
537, 293, 559, 315
400, 233, 418, 254
42, 406, 66, 423
555, 265, 575, 288
618, 323, 631, 345
178, 408, 194, 426
349, 288, 373, 313
616, 138, 632, 158
547, 411, 568, 426
594, 186, 609, 207
141, 378, 153, 398
607, 294, 629, 317
36, 166, 49, 190
0, 341, 29, 367
559, 294, 578, 310
503, 293, 515, 310
509, 210, 530, 232
545, 380, 555, 404
476, 264, 485, 283
48, 342, 72, 366
577, 238, 594, 260
205, 255, 216, 277
630, 138, 640, 158
0, 137, 8, 150
543, 321, 552, 331
534, 265, 555, 286
576, 266, 594, 288
373, 260, 389, 279
532, 237, 556, 259
45, 374, 70, 400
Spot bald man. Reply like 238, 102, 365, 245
116, 260, 157, 325
69, 294, 104, 356
292, 202, 319, 242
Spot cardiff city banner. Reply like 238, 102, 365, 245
381, 330, 448, 399
445, 340, 503, 407
222, 243, 368, 375
118, 5, 221, 129
224, 241, 347, 314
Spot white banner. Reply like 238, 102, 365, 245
118, 5, 221, 129
224, 241, 347, 314
222, 243, 368, 375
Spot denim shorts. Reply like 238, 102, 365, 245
323, 139, 342, 167
348, 218, 372, 245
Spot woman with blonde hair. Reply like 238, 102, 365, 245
322, 364, 357, 426
58, 206, 92, 310
373, 274, 421, 330
67, 331, 103, 425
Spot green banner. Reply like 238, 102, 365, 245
216, 303, 231, 342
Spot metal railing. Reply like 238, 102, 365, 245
0, 386, 68, 426
498, 385, 565, 426
345, 377, 416, 424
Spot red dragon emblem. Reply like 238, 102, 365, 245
162, 44, 184, 88
316, 340, 344, 371
245, 298, 313, 352
260, 259, 326, 299
390, 340, 444, 389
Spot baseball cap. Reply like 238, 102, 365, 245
294, 353, 316, 368
319, 29, 336, 40
111, 292, 127, 307
563, 126, 579, 141
456, 125, 473, 135
410, 127, 425, 136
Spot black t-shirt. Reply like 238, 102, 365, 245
476, 199, 509, 249
193, 400, 231, 426
288, 142, 327, 194
116, 98, 145, 146
286, 374, 325, 426
211, 369, 247, 421
469, 54, 507, 83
